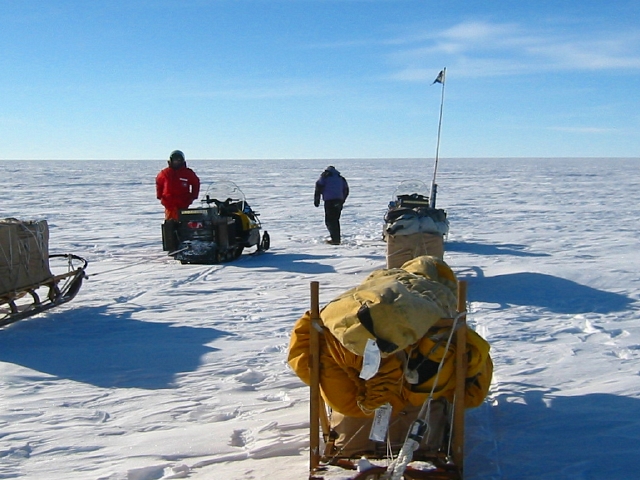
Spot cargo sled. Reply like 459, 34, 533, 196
384, 181, 449, 268
288, 256, 492, 480
1, 219, 88, 328
162, 181, 270, 264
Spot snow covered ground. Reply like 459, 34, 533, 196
1, 158, 639, 479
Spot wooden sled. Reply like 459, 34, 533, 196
307, 281, 468, 480
1, 254, 88, 328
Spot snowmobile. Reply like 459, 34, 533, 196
383, 180, 449, 268
162, 181, 270, 264
1, 218, 88, 327
384, 180, 449, 237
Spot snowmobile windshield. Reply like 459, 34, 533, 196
392, 180, 430, 200
201, 181, 246, 211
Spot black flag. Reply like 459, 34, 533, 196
432, 69, 445, 85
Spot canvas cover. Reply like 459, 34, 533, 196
0, 219, 52, 296
320, 256, 458, 358
287, 308, 492, 417
386, 232, 444, 268
384, 205, 449, 237
287, 256, 493, 417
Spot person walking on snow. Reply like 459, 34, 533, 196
314, 166, 349, 245
156, 150, 200, 221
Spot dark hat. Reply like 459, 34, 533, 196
169, 150, 185, 163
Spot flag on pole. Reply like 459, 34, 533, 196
432, 69, 445, 85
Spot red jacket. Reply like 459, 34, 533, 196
156, 165, 200, 216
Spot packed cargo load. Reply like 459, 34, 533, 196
384, 181, 449, 268
1, 218, 87, 327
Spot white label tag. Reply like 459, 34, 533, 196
404, 367, 419, 385
369, 403, 392, 442
359, 339, 381, 380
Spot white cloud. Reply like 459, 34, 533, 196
550, 126, 617, 134
442, 21, 519, 44
525, 34, 640, 69
386, 20, 640, 79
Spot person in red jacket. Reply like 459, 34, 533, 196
156, 150, 201, 220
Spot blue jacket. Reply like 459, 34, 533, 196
314, 167, 349, 205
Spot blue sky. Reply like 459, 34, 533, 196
1, 0, 639, 160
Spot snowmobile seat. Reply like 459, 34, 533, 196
396, 193, 430, 209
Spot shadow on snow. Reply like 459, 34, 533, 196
460, 268, 634, 314
0, 305, 230, 389
446, 240, 550, 257
232, 251, 340, 274
466, 390, 640, 479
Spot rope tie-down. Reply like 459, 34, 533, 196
382, 308, 466, 480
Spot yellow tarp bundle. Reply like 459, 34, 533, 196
287, 255, 492, 418
319, 256, 459, 358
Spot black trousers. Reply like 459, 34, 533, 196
324, 199, 344, 242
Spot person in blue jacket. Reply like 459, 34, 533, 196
314, 166, 349, 245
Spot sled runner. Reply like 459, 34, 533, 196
384, 181, 449, 269
162, 180, 270, 264
288, 257, 492, 480
1, 219, 88, 327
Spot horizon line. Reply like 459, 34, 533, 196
2, 156, 639, 162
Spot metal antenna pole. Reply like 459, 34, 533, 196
430, 67, 446, 208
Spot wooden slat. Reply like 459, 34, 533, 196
309, 281, 321, 472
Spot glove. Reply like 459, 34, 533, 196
314, 201, 319, 208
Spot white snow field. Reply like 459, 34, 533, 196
1, 158, 639, 479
